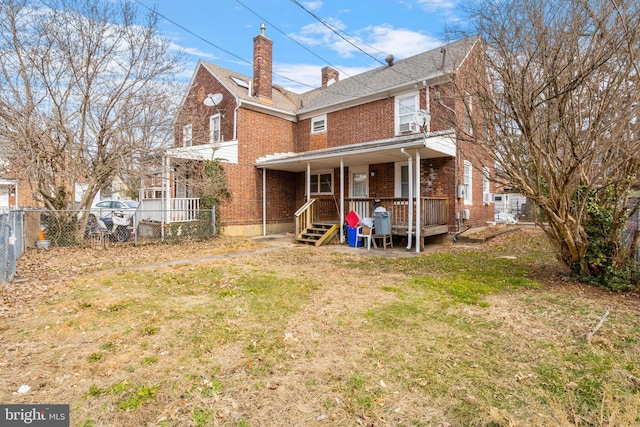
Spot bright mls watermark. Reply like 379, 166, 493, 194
0, 405, 69, 426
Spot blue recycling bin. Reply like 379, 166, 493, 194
347, 225, 363, 247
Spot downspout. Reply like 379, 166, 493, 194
340, 159, 345, 243
415, 149, 421, 253
262, 168, 266, 236
401, 148, 413, 249
233, 98, 240, 141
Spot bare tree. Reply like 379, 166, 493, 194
461, 0, 640, 288
0, 0, 182, 212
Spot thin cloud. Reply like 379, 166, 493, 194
168, 42, 216, 60
302, 1, 323, 11
273, 62, 371, 93
417, 0, 458, 12
361, 24, 442, 59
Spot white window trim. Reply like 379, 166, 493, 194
310, 170, 333, 195
349, 166, 369, 199
311, 114, 327, 134
394, 91, 419, 135
463, 160, 473, 205
394, 162, 409, 198
482, 166, 490, 198
209, 114, 221, 144
183, 124, 192, 147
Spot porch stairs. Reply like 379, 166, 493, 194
297, 222, 339, 246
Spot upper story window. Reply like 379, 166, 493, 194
395, 92, 419, 134
310, 171, 333, 195
463, 160, 473, 205
209, 114, 221, 143
183, 124, 192, 147
311, 115, 327, 134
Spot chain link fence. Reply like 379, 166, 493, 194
0, 207, 218, 286
0, 210, 25, 286
37, 207, 218, 248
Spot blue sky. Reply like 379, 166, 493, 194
137, 0, 469, 93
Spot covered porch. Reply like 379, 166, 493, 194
256, 131, 457, 253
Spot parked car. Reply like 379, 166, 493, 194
495, 211, 518, 225
88, 199, 139, 224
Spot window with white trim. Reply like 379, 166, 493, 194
311, 115, 327, 134
394, 162, 409, 197
209, 114, 221, 143
310, 171, 333, 195
183, 124, 192, 147
350, 167, 368, 198
395, 92, 418, 133
463, 160, 473, 204
482, 166, 490, 201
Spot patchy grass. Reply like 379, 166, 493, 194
1, 230, 639, 426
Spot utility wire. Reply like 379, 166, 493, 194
132, 0, 316, 92
288, 0, 387, 66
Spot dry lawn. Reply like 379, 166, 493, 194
1, 230, 639, 426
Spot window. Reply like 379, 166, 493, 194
395, 92, 418, 133
310, 172, 333, 194
350, 168, 368, 198
482, 166, 490, 202
394, 163, 409, 197
463, 160, 472, 204
209, 114, 221, 143
311, 115, 326, 134
231, 76, 250, 89
183, 124, 192, 147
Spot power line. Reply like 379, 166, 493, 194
132, 0, 316, 92
288, 0, 387, 66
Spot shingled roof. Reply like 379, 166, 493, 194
198, 36, 479, 118
297, 36, 480, 115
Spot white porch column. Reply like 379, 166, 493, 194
306, 163, 311, 202
340, 159, 345, 243
401, 149, 413, 249
262, 168, 267, 236
162, 155, 170, 239
415, 149, 421, 253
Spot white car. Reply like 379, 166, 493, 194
495, 211, 518, 224
89, 199, 139, 224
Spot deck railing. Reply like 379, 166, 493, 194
294, 199, 316, 239
138, 197, 200, 223
344, 197, 449, 229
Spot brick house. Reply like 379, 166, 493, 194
165, 26, 494, 250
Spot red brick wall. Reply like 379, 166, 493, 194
175, 66, 236, 146
219, 108, 297, 227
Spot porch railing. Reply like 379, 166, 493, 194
345, 197, 449, 229
138, 197, 200, 223
294, 199, 316, 239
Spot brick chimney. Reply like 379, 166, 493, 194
253, 23, 272, 103
321, 66, 339, 87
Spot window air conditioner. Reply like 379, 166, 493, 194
399, 122, 416, 133
483, 193, 493, 204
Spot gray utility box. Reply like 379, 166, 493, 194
374, 211, 392, 235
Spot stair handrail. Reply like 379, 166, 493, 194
294, 199, 316, 239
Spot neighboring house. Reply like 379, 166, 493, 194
163, 25, 495, 250
0, 178, 18, 211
